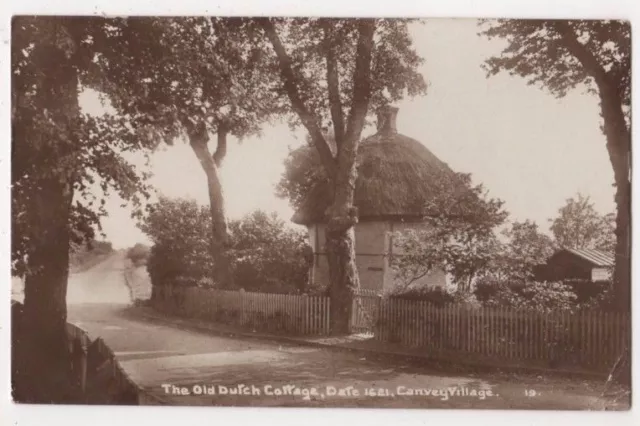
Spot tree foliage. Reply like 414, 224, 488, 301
88, 17, 283, 146
261, 19, 427, 133
549, 193, 615, 253
276, 141, 329, 211
390, 173, 508, 292
140, 197, 311, 293
126, 243, 151, 267
494, 220, 556, 282
140, 197, 216, 288
480, 19, 630, 114
229, 211, 312, 294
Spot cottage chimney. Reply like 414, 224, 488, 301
376, 105, 399, 135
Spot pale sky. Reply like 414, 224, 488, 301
83, 18, 615, 249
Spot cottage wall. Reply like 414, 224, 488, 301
308, 220, 448, 293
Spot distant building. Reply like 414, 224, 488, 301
534, 248, 614, 283
292, 106, 457, 293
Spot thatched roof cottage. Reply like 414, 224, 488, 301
292, 106, 458, 293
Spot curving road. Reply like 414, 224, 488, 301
7, 251, 616, 409
11, 250, 131, 306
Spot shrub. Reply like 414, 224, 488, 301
473, 277, 527, 306
576, 282, 616, 311
474, 276, 582, 312
564, 279, 609, 303
141, 197, 311, 294
127, 243, 151, 267
228, 210, 311, 294
387, 286, 458, 306
146, 240, 214, 289
141, 197, 216, 289
69, 239, 114, 270
519, 281, 578, 311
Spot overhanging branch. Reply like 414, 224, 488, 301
554, 21, 630, 151
343, 19, 376, 143
259, 18, 338, 179
321, 19, 345, 151
553, 21, 610, 87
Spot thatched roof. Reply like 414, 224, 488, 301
292, 108, 459, 225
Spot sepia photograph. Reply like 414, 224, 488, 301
6, 10, 633, 416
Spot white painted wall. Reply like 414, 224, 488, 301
307, 220, 448, 293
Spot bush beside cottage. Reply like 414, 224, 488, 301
140, 197, 312, 296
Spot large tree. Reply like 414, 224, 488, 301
480, 19, 630, 312
549, 193, 616, 253
258, 18, 427, 333
11, 17, 155, 401
87, 17, 283, 288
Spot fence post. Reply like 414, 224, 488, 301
67, 331, 88, 400
302, 294, 309, 335
326, 296, 331, 335
239, 289, 246, 327
376, 295, 382, 339
78, 341, 87, 395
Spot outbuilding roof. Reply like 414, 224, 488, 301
564, 248, 615, 267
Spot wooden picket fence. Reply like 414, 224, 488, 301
373, 298, 631, 373
153, 287, 630, 374
155, 285, 331, 335
66, 322, 142, 403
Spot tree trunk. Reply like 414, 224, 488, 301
13, 29, 80, 402
325, 20, 375, 335
185, 121, 235, 288
15, 177, 74, 403
326, 223, 359, 334
206, 168, 235, 289
598, 83, 632, 386
612, 177, 631, 311
325, 139, 362, 334
598, 84, 631, 313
